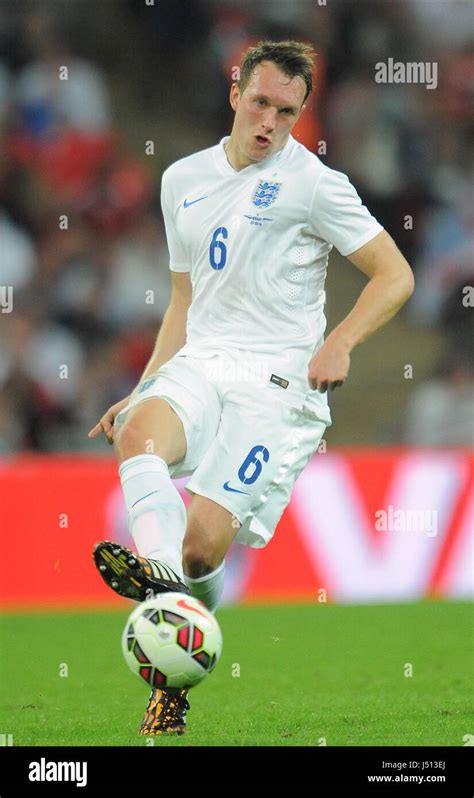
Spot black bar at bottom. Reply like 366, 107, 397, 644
0, 745, 471, 796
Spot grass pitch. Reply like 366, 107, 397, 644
0, 601, 472, 747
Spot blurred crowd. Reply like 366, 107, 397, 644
0, 0, 472, 452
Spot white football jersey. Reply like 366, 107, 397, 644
161, 134, 383, 374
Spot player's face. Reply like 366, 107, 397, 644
229, 61, 306, 168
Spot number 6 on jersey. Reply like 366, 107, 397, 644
209, 226, 228, 270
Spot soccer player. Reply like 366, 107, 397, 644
88, 41, 414, 735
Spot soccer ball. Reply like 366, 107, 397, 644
121, 592, 223, 690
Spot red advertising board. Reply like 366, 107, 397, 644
0, 451, 472, 609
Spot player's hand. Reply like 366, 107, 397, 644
87, 396, 131, 445
307, 339, 351, 393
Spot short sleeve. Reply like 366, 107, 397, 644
308, 167, 383, 256
161, 171, 190, 273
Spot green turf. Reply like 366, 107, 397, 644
0, 601, 472, 746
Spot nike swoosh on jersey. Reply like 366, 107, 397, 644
223, 481, 251, 495
183, 196, 208, 208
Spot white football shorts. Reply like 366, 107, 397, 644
115, 347, 331, 548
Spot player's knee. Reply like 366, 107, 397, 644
113, 420, 148, 461
114, 404, 186, 465
114, 419, 173, 464
182, 536, 220, 579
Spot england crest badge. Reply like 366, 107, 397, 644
251, 180, 282, 209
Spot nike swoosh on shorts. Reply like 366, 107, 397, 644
223, 481, 250, 495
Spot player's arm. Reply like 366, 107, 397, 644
88, 271, 192, 442
308, 230, 414, 392
140, 271, 192, 380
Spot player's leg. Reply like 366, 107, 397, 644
93, 356, 221, 738
115, 395, 188, 579
182, 494, 239, 612
115, 395, 186, 463
94, 353, 222, 603
94, 395, 192, 597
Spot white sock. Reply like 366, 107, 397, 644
119, 454, 186, 581
184, 562, 225, 613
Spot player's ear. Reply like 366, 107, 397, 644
229, 83, 240, 112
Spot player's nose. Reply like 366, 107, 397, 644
261, 109, 277, 131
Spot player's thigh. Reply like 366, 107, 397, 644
114, 397, 187, 465
113, 353, 222, 473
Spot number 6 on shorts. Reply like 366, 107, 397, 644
238, 445, 270, 485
